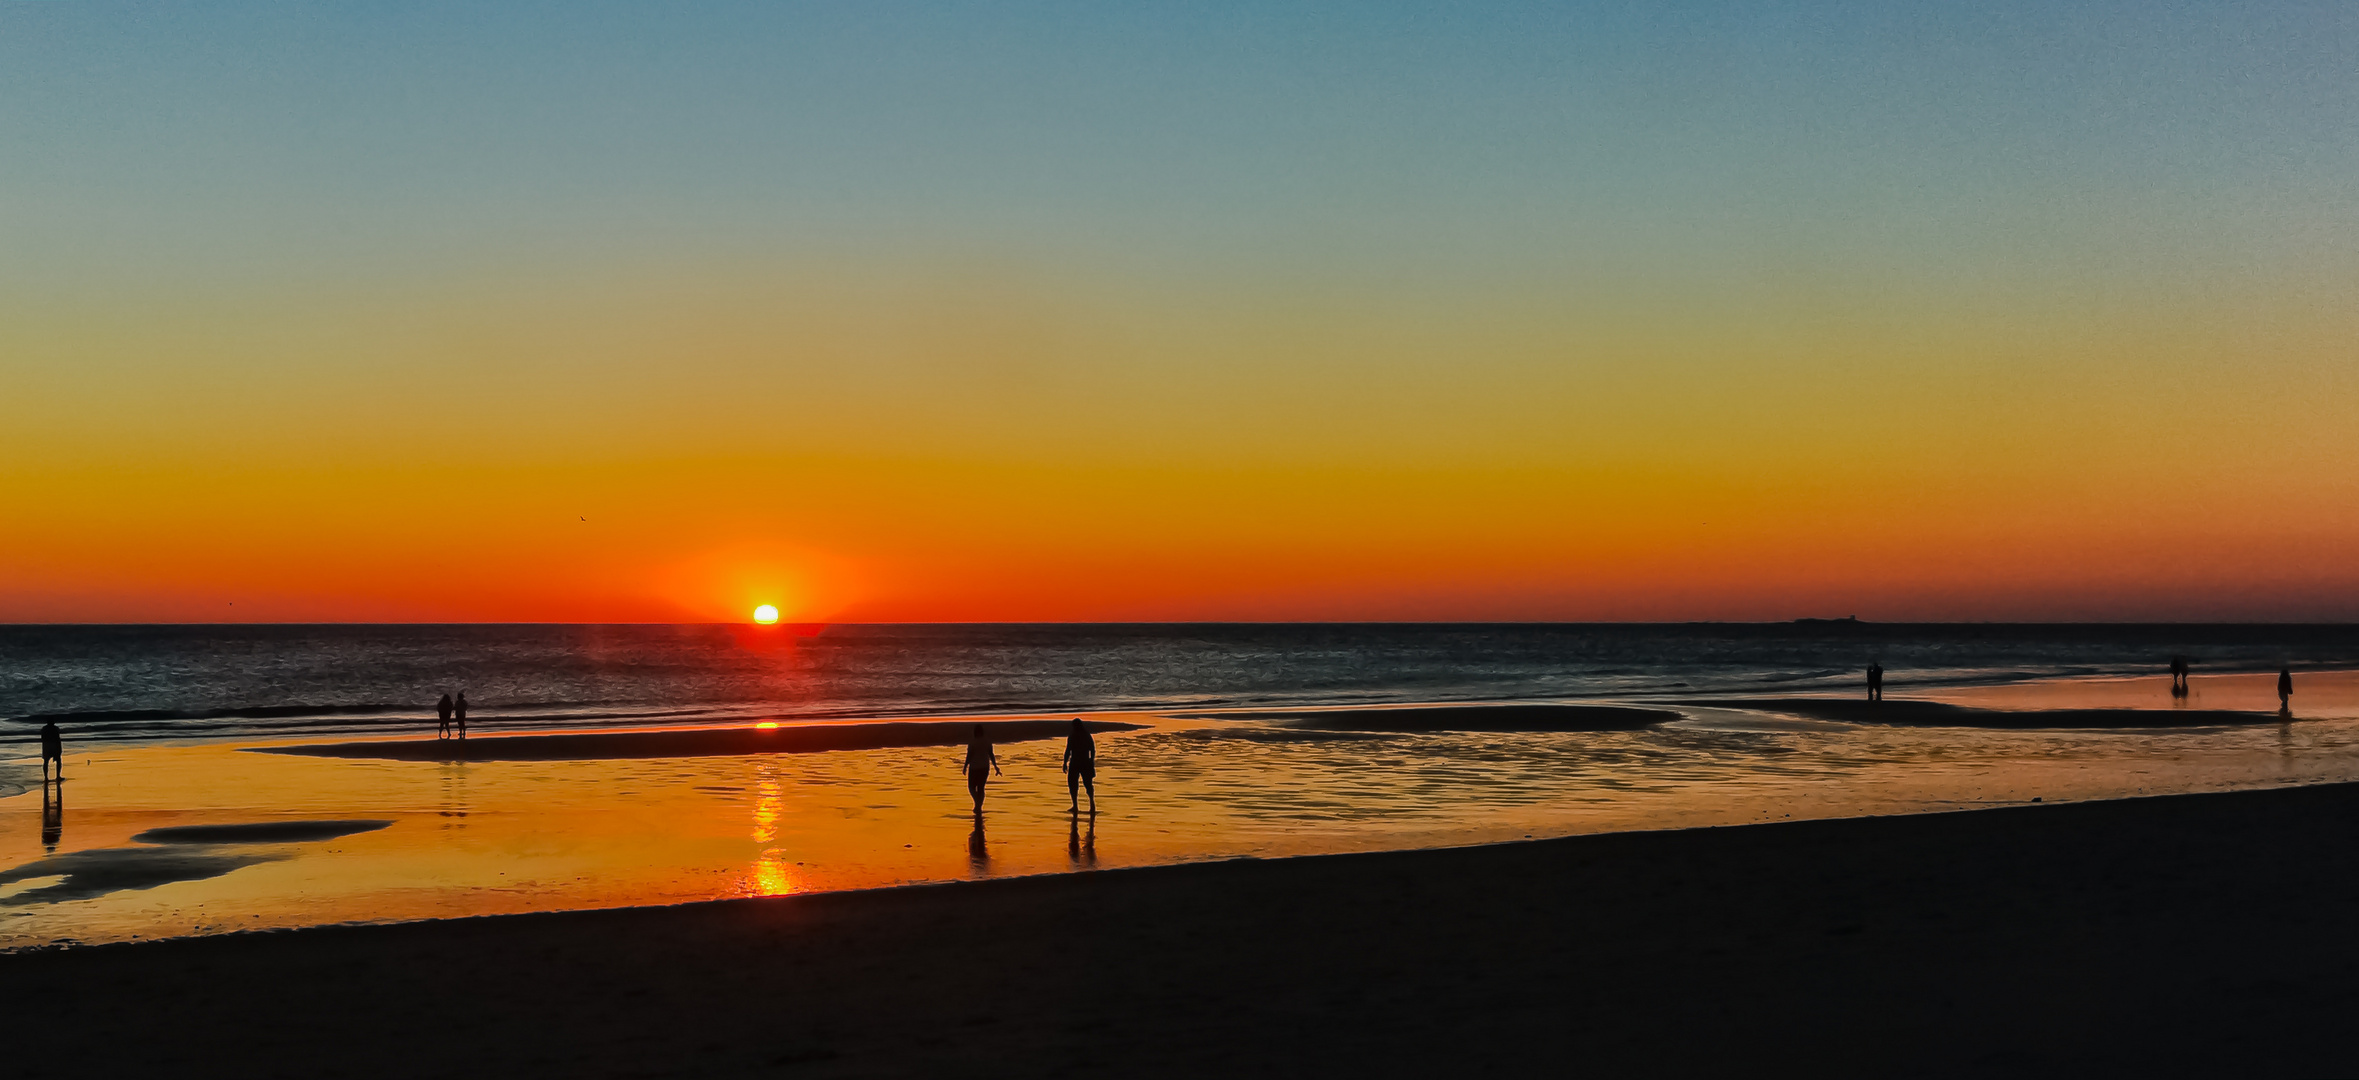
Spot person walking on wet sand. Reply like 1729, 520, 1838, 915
963, 724, 1002, 812
2279, 666, 2294, 710
1061, 717, 1097, 813
436, 693, 454, 739
454, 691, 469, 739
38, 720, 62, 780
1867, 662, 1884, 702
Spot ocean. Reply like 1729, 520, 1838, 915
8, 622, 2358, 747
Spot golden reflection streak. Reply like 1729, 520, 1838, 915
746, 774, 798, 895
754, 851, 797, 896
752, 777, 780, 843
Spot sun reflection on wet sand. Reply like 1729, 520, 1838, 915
745, 773, 798, 896
751, 851, 796, 897
7, 678, 2359, 948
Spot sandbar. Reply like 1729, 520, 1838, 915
1697, 696, 2274, 727
255, 718, 1146, 762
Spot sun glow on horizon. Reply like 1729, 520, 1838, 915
752, 604, 779, 624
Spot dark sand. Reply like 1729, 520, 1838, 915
13, 783, 2359, 1077
1284, 703, 1677, 731
130, 820, 393, 845
1700, 696, 2274, 727
258, 719, 1147, 762
4, 821, 391, 907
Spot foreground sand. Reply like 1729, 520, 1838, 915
12, 782, 2359, 1077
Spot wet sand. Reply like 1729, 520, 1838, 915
12, 781, 2359, 1077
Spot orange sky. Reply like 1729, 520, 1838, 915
5, 5, 2357, 622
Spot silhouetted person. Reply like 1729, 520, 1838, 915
963, 724, 1001, 812
39, 720, 62, 781
2279, 666, 2294, 710
1061, 718, 1097, 812
436, 693, 454, 739
454, 691, 469, 739
41, 776, 61, 852
2169, 656, 2190, 696
1866, 663, 1884, 702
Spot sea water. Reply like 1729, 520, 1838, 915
7, 622, 2358, 746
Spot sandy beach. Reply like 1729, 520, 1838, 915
10, 780, 2359, 1077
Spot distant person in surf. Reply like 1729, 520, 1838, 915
963, 724, 1002, 812
39, 720, 63, 780
2168, 655, 2192, 696
2279, 666, 2294, 711
1062, 717, 1097, 813
1866, 662, 1884, 702
436, 693, 455, 739
455, 691, 469, 739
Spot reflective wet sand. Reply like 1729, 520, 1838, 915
8, 671, 2359, 948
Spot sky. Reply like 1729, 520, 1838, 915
3, 1, 2356, 623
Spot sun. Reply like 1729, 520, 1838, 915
752, 604, 780, 624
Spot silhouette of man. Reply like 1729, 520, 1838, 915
39, 720, 62, 780
1866, 663, 1884, 702
436, 693, 454, 740
1061, 718, 1097, 812
963, 724, 1001, 812
2279, 665, 2294, 709
454, 691, 469, 740
2169, 656, 2190, 696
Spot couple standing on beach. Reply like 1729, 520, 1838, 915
435, 692, 469, 740
965, 719, 1096, 814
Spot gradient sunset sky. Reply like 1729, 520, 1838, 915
4, 2, 2355, 623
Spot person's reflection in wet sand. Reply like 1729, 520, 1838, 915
40, 779, 62, 852
1068, 810, 1096, 869
439, 762, 470, 831
967, 813, 989, 875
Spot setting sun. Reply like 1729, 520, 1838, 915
752, 604, 779, 625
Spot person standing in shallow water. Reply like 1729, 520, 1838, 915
39, 720, 62, 780
454, 691, 469, 739
2279, 666, 2294, 711
963, 724, 1001, 812
1061, 718, 1097, 812
1866, 662, 1884, 702
435, 693, 454, 739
